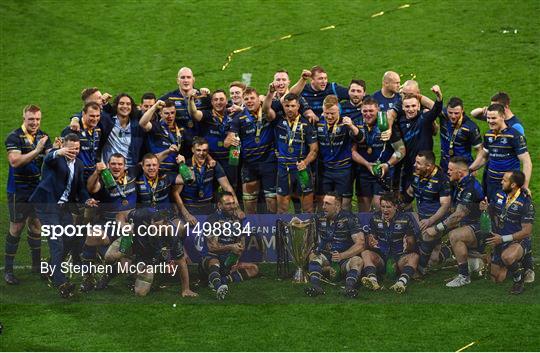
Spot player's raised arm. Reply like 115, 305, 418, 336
187, 92, 203, 122
262, 83, 277, 121
139, 100, 164, 132
289, 69, 311, 95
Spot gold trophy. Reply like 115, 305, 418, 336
276, 217, 316, 283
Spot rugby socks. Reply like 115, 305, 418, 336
363, 266, 377, 279
208, 264, 222, 290
4, 233, 20, 273
458, 262, 469, 277
508, 261, 523, 283
345, 269, 359, 289
439, 243, 453, 263
81, 244, 97, 266
308, 261, 322, 287
27, 232, 41, 267
222, 269, 249, 284
398, 265, 415, 285
522, 253, 534, 271
419, 239, 439, 269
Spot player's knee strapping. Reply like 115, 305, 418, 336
458, 262, 469, 277
507, 261, 523, 282
27, 232, 41, 266
345, 269, 359, 288
399, 265, 415, 285
419, 239, 439, 268
4, 233, 20, 272
208, 264, 222, 290
308, 260, 323, 286
242, 191, 258, 202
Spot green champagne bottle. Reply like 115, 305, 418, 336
331, 261, 341, 279
119, 234, 133, 254
178, 163, 194, 184
371, 161, 382, 177
480, 210, 491, 235
101, 168, 117, 189
224, 253, 239, 268
298, 168, 310, 191
228, 134, 240, 166
377, 111, 388, 132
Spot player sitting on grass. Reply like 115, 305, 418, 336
360, 193, 419, 293
200, 192, 259, 300
303, 192, 365, 298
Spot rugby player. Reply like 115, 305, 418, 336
200, 192, 258, 300
471, 92, 525, 135
487, 171, 534, 294
340, 79, 366, 121
361, 193, 419, 293
4, 105, 53, 284
304, 192, 364, 298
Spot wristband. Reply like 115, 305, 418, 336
501, 234, 514, 243
435, 222, 446, 233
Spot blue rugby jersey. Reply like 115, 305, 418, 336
450, 174, 484, 227
398, 100, 442, 162
316, 115, 359, 170
270, 96, 314, 120
159, 89, 211, 142
314, 210, 362, 253
146, 120, 184, 173
199, 110, 234, 161
228, 107, 276, 163
61, 124, 102, 180
491, 189, 534, 236
180, 158, 226, 207
371, 90, 402, 112
411, 166, 451, 220
203, 210, 245, 258
340, 100, 363, 121
483, 126, 527, 183
135, 167, 178, 213
354, 121, 401, 174
96, 166, 138, 221
5, 127, 53, 194
368, 211, 416, 259
301, 82, 349, 117
439, 113, 482, 171
275, 115, 317, 171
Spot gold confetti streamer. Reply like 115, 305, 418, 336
280, 34, 292, 40
371, 11, 384, 17
456, 341, 476, 352
399, 4, 410, 8
320, 25, 336, 31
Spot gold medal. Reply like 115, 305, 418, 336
187, 121, 194, 128
449, 149, 454, 156
367, 147, 373, 154
198, 190, 205, 198
255, 137, 260, 144
218, 141, 224, 147
288, 146, 294, 153
122, 199, 129, 206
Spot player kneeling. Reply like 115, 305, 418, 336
361, 194, 419, 293
200, 192, 258, 300
303, 192, 365, 298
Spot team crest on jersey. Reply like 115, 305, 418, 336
497, 198, 503, 205
488, 137, 493, 143
377, 222, 384, 229
500, 138, 507, 144
336, 220, 346, 228
511, 204, 519, 211
427, 182, 433, 189
394, 224, 402, 230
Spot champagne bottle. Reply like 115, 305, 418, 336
101, 168, 117, 189
119, 234, 133, 254
298, 168, 310, 191
371, 161, 382, 177
178, 163, 194, 184
480, 210, 491, 235
228, 134, 240, 166
224, 253, 239, 268
377, 111, 388, 131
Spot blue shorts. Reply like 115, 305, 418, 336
486, 179, 502, 203
276, 165, 313, 196
186, 202, 214, 215
241, 159, 277, 195
355, 169, 392, 197
491, 237, 531, 267
317, 167, 352, 197
217, 158, 239, 189
7, 192, 35, 223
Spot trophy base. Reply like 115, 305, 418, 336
292, 268, 308, 283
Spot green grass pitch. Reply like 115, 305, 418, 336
0, 0, 539, 351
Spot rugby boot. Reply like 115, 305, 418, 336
4, 272, 19, 285
361, 276, 381, 291
445, 274, 471, 287
510, 278, 525, 295
305, 285, 325, 297
216, 284, 229, 300
390, 281, 407, 294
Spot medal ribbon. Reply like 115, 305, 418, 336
143, 175, 158, 205
21, 124, 36, 146
192, 157, 207, 197
325, 117, 339, 153
287, 115, 301, 148
115, 174, 128, 199
448, 114, 463, 156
